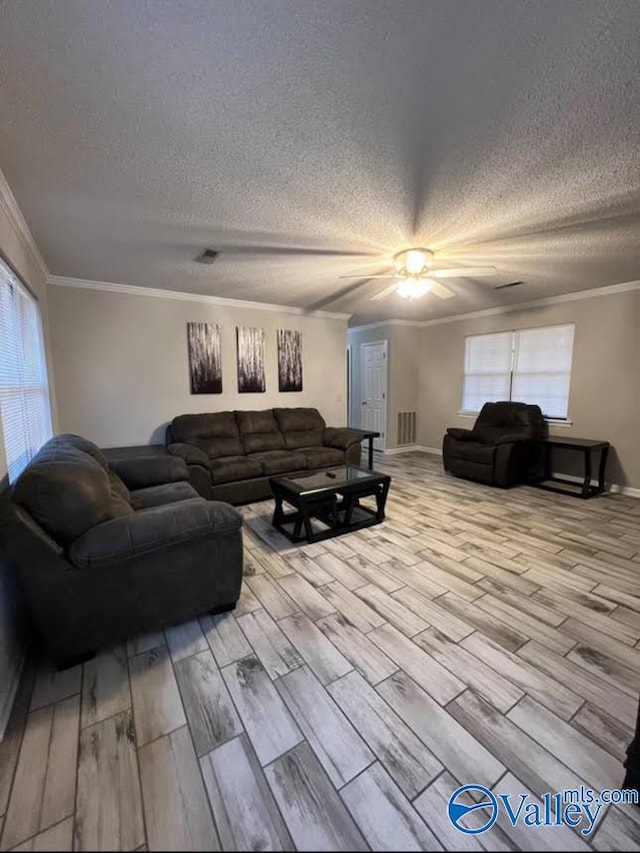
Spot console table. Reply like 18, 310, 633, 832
534, 436, 610, 499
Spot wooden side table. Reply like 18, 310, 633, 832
534, 436, 610, 499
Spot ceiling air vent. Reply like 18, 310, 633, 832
196, 249, 219, 264
493, 280, 523, 290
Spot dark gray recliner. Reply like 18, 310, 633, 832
0, 434, 243, 666
443, 401, 545, 487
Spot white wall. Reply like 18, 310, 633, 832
48, 284, 349, 446
417, 288, 640, 488
0, 178, 58, 738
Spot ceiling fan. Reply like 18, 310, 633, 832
339, 248, 497, 301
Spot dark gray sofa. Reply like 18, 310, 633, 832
166, 407, 365, 503
0, 434, 243, 666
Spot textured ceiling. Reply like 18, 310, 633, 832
1, 0, 639, 323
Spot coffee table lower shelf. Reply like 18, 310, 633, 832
270, 475, 390, 544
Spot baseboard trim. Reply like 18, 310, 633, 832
548, 471, 640, 499
380, 450, 639, 496
0, 651, 25, 742
383, 445, 442, 456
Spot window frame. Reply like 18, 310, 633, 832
460, 322, 575, 423
0, 250, 53, 484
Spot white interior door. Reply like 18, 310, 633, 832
360, 340, 387, 450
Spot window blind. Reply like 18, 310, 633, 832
0, 258, 52, 483
511, 324, 574, 419
461, 331, 513, 413
461, 324, 574, 419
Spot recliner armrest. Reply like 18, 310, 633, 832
494, 433, 535, 445
167, 442, 211, 469
323, 427, 365, 451
446, 428, 478, 441
108, 455, 189, 489
69, 499, 242, 569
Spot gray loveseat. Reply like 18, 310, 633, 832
0, 434, 243, 666
166, 407, 365, 504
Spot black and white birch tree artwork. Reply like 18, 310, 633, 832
187, 322, 222, 394
277, 329, 303, 392
236, 326, 266, 392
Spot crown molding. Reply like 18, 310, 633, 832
419, 279, 640, 327
0, 168, 49, 282
349, 281, 640, 332
48, 275, 352, 321
349, 279, 640, 332
348, 318, 423, 333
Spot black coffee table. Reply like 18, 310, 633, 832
270, 466, 391, 544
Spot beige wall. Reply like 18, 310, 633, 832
418, 289, 640, 488
48, 285, 348, 447
348, 323, 420, 448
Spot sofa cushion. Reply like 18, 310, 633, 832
170, 412, 243, 458
131, 481, 200, 510
69, 499, 243, 569
273, 408, 326, 449
210, 455, 263, 484
248, 450, 308, 475
300, 446, 345, 468
13, 444, 113, 546
236, 410, 286, 453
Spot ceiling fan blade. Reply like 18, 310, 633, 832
369, 283, 400, 301
219, 246, 379, 258
429, 281, 455, 299
339, 273, 397, 280
430, 266, 497, 278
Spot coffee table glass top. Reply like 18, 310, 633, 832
272, 466, 384, 495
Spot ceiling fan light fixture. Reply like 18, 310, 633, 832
405, 249, 428, 274
393, 247, 433, 276
396, 278, 433, 300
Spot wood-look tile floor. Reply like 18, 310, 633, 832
1, 452, 640, 851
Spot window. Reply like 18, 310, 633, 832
462, 324, 575, 420
0, 257, 52, 483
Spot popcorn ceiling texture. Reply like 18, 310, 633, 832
0, 0, 639, 322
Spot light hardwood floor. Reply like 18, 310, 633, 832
1, 452, 639, 851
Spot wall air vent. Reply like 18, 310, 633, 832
397, 411, 417, 446
493, 281, 523, 290
196, 249, 219, 264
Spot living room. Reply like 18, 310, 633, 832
1, 1, 639, 851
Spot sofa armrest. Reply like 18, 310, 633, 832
108, 454, 189, 490
446, 427, 478, 441
69, 499, 242, 569
167, 442, 211, 469
323, 427, 365, 451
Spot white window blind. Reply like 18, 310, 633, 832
0, 258, 52, 483
461, 324, 574, 419
462, 331, 513, 414
512, 324, 574, 419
